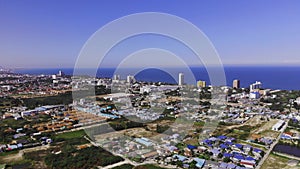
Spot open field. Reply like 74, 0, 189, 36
55, 129, 86, 140
261, 153, 300, 169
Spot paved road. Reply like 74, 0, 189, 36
98, 160, 132, 169
256, 120, 288, 169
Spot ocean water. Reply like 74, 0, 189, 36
14, 66, 300, 90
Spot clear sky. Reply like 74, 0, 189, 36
1, 0, 300, 68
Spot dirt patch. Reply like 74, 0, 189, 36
261, 154, 299, 169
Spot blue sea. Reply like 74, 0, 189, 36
14, 66, 300, 90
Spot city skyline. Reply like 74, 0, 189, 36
1, 0, 300, 68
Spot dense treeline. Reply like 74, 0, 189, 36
0, 97, 22, 107
23, 92, 73, 109
44, 146, 123, 169
22, 86, 110, 109
109, 117, 145, 131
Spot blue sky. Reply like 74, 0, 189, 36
0, 0, 300, 68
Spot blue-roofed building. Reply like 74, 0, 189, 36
245, 156, 256, 161
236, 166, 247, 169
260, 137, 273, 145
134, 137, 153, 147
173, 154, 187, 162
187, 144, 197, 150
253, 148, 262, 153
183, 164, 189, 168
253, 148, 263, 157
209, 137, 218, 142
219, 162, 228, 168
218, 135, 227, 140
226, 137, 236, 142
211, 148, 220, 157
225, 141, 233, 146
203, 139, 212, 145
243, 144, 252, 152
227, 163, 236, 169
223, 153, 233, 158
281, 135, 292, 139
233, 154, 244, 161
234, 143, 243, 149
220, 144, 228, 149
193, 158, 205, 168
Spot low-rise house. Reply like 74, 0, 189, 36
184, 148, 192, 157
203, 160, 219, 169
210, 148, 220, 158
259, 137, 273, 145
193, 158, 205, 168
141, 151, 158, 159
13, 133, 26, 139
233, 154, 244, 162
173, 154, 187, 162
243, 144, 252, 152
252, 148, 263, 158
240, 160, 255, 169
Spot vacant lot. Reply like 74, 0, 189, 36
55, 129, 86, 140
261, 153, 299, 169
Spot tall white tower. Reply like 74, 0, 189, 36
127, 75, 135, 84
178, 73, 184, 86
250, 81, 262, 92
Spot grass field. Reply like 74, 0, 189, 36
261, 153, 299, 169
55, 130, 86, 140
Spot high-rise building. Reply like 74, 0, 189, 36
58, 70, 64, 77
250, 81, 262, 92
127, 75, 135, 84
233, 79, 240, 88
178, 73, 184, 86
113, 74, 120, 81
197, 80, 206, 88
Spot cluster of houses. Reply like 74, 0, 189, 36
97, 132, 265, 168
281, 131, 300, 140
0, 104, 109, 155
0, 72, 71, 97
0, 136, 52, 153
32, 109, 106, 133
199, 135, 264, 168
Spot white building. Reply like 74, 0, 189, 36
127, 75, 135, 84
272, 120, 285, 131
250, 81, 262, 92
249, 92, 260, 99
58, 70, 63, 76
113, 74, 120, 81
295, 97, 300, 105
178, 73, 184, 86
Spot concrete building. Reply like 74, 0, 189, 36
178, 73, 184, 86
249, 91, 260, 99
58, 70, 64, 77
113, 74, 120, 81
250, 81, 262, 92
126, 75, 135, 84
272, 120, 285, 131
295, 97, 300, 105
233, 79, 240, 88
197, 80, 206, 88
